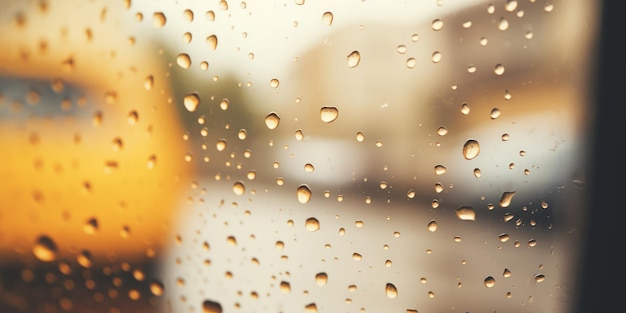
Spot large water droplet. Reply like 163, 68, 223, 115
406, 58, 416, 69
83, 217, 99, 235
462, 139, 480, 160
498, 17, 509, 31
150, 281, 164, 296
385, 283, 398, 299
494, 64, 505, 75
315, 272, 328, 286
77, 250, 93, 268
233, 181, 245, 195
265, 112, 280, 129
347, 51, 361, 68
297, 185, 312, 203
431, 19, 443, 31
321, 12, 333, 26
484, 276, 496, 288
176, 53, 191, 69
153, 12, 166, 28
505, 0, 518, 12
427, 220, 438, 232
269, 78, 279, 88
305, 218, 320, 232
434, 165, 447, 175
202, 299, 223, 313
206, 35, 218, 50
455, 206, 476, 221
320, 106, 339, 123
280, 281, 291, 293
431, 51, 442, 63
499, 191, 516, 208
33, 235, 57, 262
184, 92, 200, 112
304, 303, 318, 313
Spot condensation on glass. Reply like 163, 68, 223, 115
0, 1, 598, 313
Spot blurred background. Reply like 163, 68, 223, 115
0, 0, 601, 312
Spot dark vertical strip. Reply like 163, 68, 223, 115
576, 1, 626, 312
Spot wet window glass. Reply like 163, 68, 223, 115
0, 1, 600, 312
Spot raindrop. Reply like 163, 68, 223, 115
315, 273, 328, 286
434, 165, 447, 175
233, 181, 245, 195
321, 12, 333, 26
153, 12, 166, 28
498, 233, 510, 242
297, 185, 312, 203
431, 19, 443, 31
305, 218, 320, 232
83, 218, 99, 235
431, 51, 442, 63
150, 281, 164, 296
280, 281, 291, 293
218, 0, 228, 10
463, 20, 472, 28
183, 92, 200, 112
503, 268, 512, 278
320, 106, 339, 123
484, 276, 496, 288
437, 126, 448, 136
462, 139, 480, 160
295, 129, 304, 140
270, 78, 280, 88
77, 250, 93, 268
434, 183, 443, 193
265, 112, 280, 129
534, 274, 545, 282
385, 283, 398, 299
498, 17, 509, 31
356, 132, 365, 142
183, 9, 194, 21
144, 75, 154, 90
505, 0, 518, 12
479, 37, 488, 46
176, 53, 191, 69
490, 108, 501, 119
544, 3, 554, 12
206, 35, 218, 50
461, 103, 470, 114
202, 300, 223, 313
304, 163, 315, 172
304, 303, 318, 313
427, 220, 438, 232
396, 45, 407, 54
499, 191, 516, 208
352, 253, 362, 261
473, 168, 481, 178
237, 129, 247, 140
216, 139, 227, 151
33, 235, 57, 262
407, 189, 416, 198
455, 206, 476, 221
494, 64, 505, 75
128, 110, 139, 124
220, 99, 229, 110
406, 58, 416, 69
347, 51, 361, 68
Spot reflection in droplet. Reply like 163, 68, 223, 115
305, 218, 320, 232
233, 181, 245, 195
184, 92, 200, 112
347, 51, 361, 68
456, 206, 476, 221
427, 220, 438, 232
321, 12, 333, 26
33, 235, 57, 262
176, 53, 191, 69
297, 185, 312, 203
153, 12, 166, 28
484, 276, 496, 288
499, 191, 516, 208
202, 299, 223, 313
320, 106, 339, 123
265, 112, 280, 129
385, 283, 398, 299
434, 165, 447, 175
315, 272, 328, 286
462, 139, 480, 160
206, 35, 218, 50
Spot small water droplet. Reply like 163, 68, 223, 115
499, 191, 516, 208
33, 235, 57, 262
153, 12, 166, 28
385, 283, 398, 299
503, 268, 512, 278
202, 299, 223, 313
490, 108, 501, 119
494, 64, 505, 75
431, 51, 442, 63
462, 139, 480, 160
434, 165, 447, 175
149, 281, 164, 296
264, 112, 280, 129
396, 45, 407, 54
237, 129, 247, 140
297, 185, 312, 203
218, 0, 228, 10
304, 163, 315, 173
406, 58, 416, 69
305, 218, 320, 232
498, 233, 510, 242
480, 37, 488, 46
434, 183, 443, 193
437, 126, 448, 136
461, 103, 470, 114
321, 12, 333, 26
498, 17, 509, 31
534, 274, 545, 282
347, 51, 361, 68
356, 132, 365, 142
144, 75, 154, 90
206, 35, 218, 50
304, 303, 318, 313
183, 92, 200, 112
456, 206, 476, 221
473, 168, 481, 178
431, 19, 443, 31
407, 189, 416, 198
484, 276, 496, 288
352, 253, 362, 260
270, 78, 280, 88
505, 0, 518, 12
83, 218, 99, 235
315, 272, 328, 286
233, 181, 245, 195
544, 3, 554, 12
176, 53, 191, 69
427, 220, 438, 232
320, 106, 339, 123
220, 98, 229, 110
280, 281, 291, 293
77, 250, 93, 268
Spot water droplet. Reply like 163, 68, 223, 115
498, 17, 509, 31
385, 260, 393, 267
153, 12, 166, 28
462, 139, 480, 160
202, 299, 223, 313
183, 92, 200, 112
461, 103, 470, 114
33, 235, 57, 262
77, 250, 93, 268
494, 64, 505, 75
183, 9, 194, 21
484, 276, 496, 288
305, 218, 320, 232
270, 78, 279, 88
304, 163, 315, 172
479, 37, 489, 46
431, 19, 443, 31
321, 12, 333, 26
352, 253, 362, 261
206, 35, 218, 50
498, 233, 510, 242
503, 268, 512, 278
320, 106, 339, 123
315, 272, 328, 286
505, 0, 518, 12
431, 51, 442, 63
499, 191, 516, 208
407, 189, 416, 198
238, 129, 247, 140
434, 183, 443, 193
434, 165, 447, 175
216, 139, 227, 152
544, 3, 554, 12
297, 185, 312, 203
304, 303, 318, 313
144, 75, 154, 90
473, 168, 481, 178
294, 0, 305, 5
490, 108, 501, 119
149, 281, 164, 296
347, 51, 361, 68
83, 218, 99, 235
406, 58, 416, 69
437, 126, 448, 136
280, 281, 291, 293
534, 274, 545, 282
397, 45, 407, 54
455, 206, 476, 221
220, 98, 229, 110
265, 112, 280, 129
218, 0, 228, 10
385, 283, 398, 299
233, 181, 245, 195
176, 53, 191, 69
427, 220, 438, 232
